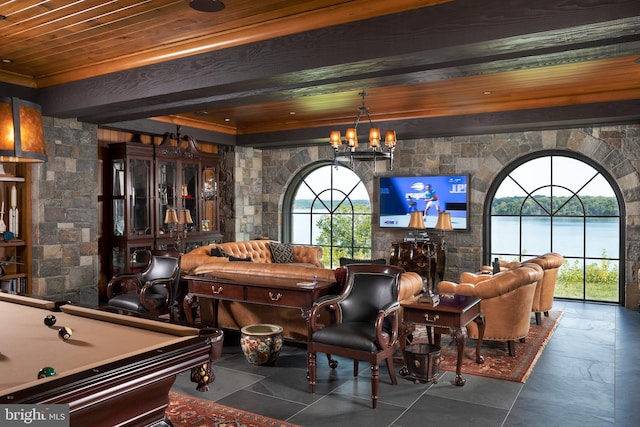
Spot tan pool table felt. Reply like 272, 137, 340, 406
0, 295, 200, 396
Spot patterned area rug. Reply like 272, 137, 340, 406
166, 391, 301, 427
409, 311, 562, 383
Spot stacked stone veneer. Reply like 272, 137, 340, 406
257, 126, 640, 310
31, 117, 99, 306
220, 145, 264, 242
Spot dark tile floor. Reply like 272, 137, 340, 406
172, 300, 640, 426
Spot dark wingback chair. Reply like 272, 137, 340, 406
107, 252, 180, 317
307, 264, 404, 409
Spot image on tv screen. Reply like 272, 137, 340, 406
378, 175, 468, 229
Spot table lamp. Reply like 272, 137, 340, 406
406, 210, 427, 241
435, 211, 453, 246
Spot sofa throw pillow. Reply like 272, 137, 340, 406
210, 247, 229, 257
339, 257, 387, 266
228, 255, 252, 262
269, 242, 295, 263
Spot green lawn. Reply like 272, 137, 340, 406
555, 280, 618, 302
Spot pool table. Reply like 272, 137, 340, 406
0, 293, 224, 427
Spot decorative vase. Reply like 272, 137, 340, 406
240, 324, 284, 366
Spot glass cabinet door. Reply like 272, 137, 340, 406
201, 166, 218, 232
112, 159, 125, 236
129, 158, 152, 236
158, 160, 177, 234
182, 163, 199, 232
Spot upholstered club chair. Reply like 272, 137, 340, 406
107, 253, 181, 317
485, 253, 564, 325
527, 252, 564, 325
307, 264, 404, 409
438, 263, 543, 357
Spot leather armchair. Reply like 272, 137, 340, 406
483, 253, 564, 325
438, 263, 543, 356
527, 252, 564, 325
107, 253, 181, 317
307, 264, 404, 409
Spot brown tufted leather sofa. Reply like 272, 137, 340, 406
438, 262, 544, 356
180, 240, 424, 340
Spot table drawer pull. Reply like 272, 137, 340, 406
211, 286, 223, 294
424, 314, 439, 323
268, 291, 283, 301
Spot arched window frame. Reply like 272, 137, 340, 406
283, 161, 372, 268
483, 150, 625, 304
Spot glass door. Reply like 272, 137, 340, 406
157, 160, 177, 235
182, 162, 199, 232
129, 158, 152, 236
201, 166, 218, 232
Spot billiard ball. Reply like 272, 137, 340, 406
37, 366, 56, 379
44, 315, 56, 327
58, 326, 73, 340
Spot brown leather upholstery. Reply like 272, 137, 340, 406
180, 240, 423, 340
483, 253, 564, 325
439, 263, 543, 356
527, 252, 564, 325
180, 240, 324, 271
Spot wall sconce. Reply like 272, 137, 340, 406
0, 97, 47, 171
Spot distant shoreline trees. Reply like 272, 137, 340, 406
491, 195, 618, 216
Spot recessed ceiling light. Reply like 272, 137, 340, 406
189, 0, 225, 12
483, 91, 492, 95
289, 111, 296, 115
224, 118, 231, 122
1, 59, 12, 64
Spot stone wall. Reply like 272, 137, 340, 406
221, 145, 264, 242
258, 125, 640, 310
31, 117, 99, 306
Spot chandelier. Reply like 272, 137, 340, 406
329, 91, 397, 170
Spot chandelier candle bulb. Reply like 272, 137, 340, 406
369, 128, 381, 147
345, 128, 358, 148
385, 131, 397, 147
330, 131, 341, 148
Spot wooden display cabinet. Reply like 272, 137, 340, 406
106, 142, 155, 278
0, 163, 32, 294
153, 135, 222, 253
101, 138, 222, 301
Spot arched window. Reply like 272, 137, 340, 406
485, 152, 623, 303
283, 162, 372, 268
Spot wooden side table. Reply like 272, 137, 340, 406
400, 296, 485, 386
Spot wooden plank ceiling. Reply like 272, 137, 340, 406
0, 0, 639, 147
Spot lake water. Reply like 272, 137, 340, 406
292, 212, 620, 261
491, 216, 619, 259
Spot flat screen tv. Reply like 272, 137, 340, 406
378, 175, 468, 230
